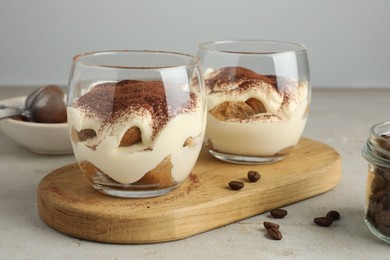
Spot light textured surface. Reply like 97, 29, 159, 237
0, 87, 390, 259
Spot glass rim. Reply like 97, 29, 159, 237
198, 39, 307, 55
370, 121, 390, 139
72, 50, 200, 70
362, 121, 390, 166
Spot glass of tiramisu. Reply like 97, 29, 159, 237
198, 40, 311, 164
67, 50, 206, 198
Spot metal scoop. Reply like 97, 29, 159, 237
0, 85, 67, 123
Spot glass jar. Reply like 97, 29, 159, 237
362, 121, 390, 244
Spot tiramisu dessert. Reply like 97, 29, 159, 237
67, 79, 204, 192
205, 66, 310, 158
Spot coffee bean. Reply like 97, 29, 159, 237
263, 221, 280, 230
383, 194, 390, 211
378, 224, 390, 236
368, 201, 384, 220
371, 174, 386, 194
374, 210, 390, 226
270, 208, 288, 218
247, 170, 261, 182
326, 210, 341, 221
228, 181, 244, 190
372, 190, 388, 202
267, 227, 282, 240
379, 134, 390, 150
314, 217, 334, 227
384, 171, 390, 182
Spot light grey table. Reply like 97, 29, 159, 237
0, 87, 389, 259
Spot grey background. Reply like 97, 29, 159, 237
0, 0, 389, 88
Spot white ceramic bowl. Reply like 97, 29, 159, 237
0, 96, 72, 155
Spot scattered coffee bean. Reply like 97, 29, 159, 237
263, 221, 280, 230
247, 170, 261, 182
270, 208, 288, 218
314, 217, 334, 227
326, 210, 341, 221
267, 227, 282, 240
228, 181, 244, 190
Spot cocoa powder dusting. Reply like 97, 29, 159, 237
206, 67, 277, 92
187, 173, 200, 193
74, 80, 196, 138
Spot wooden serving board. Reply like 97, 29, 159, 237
37, 138, 341, 244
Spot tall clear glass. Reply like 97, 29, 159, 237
198, 40, 311, 164
67, 50, 206, 198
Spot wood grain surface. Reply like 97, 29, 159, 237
37, 138, 341, 244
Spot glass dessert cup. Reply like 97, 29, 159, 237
198, 40, 311, 164
67, 50, 206, 198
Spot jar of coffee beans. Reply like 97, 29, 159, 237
362, 121, 390, 244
